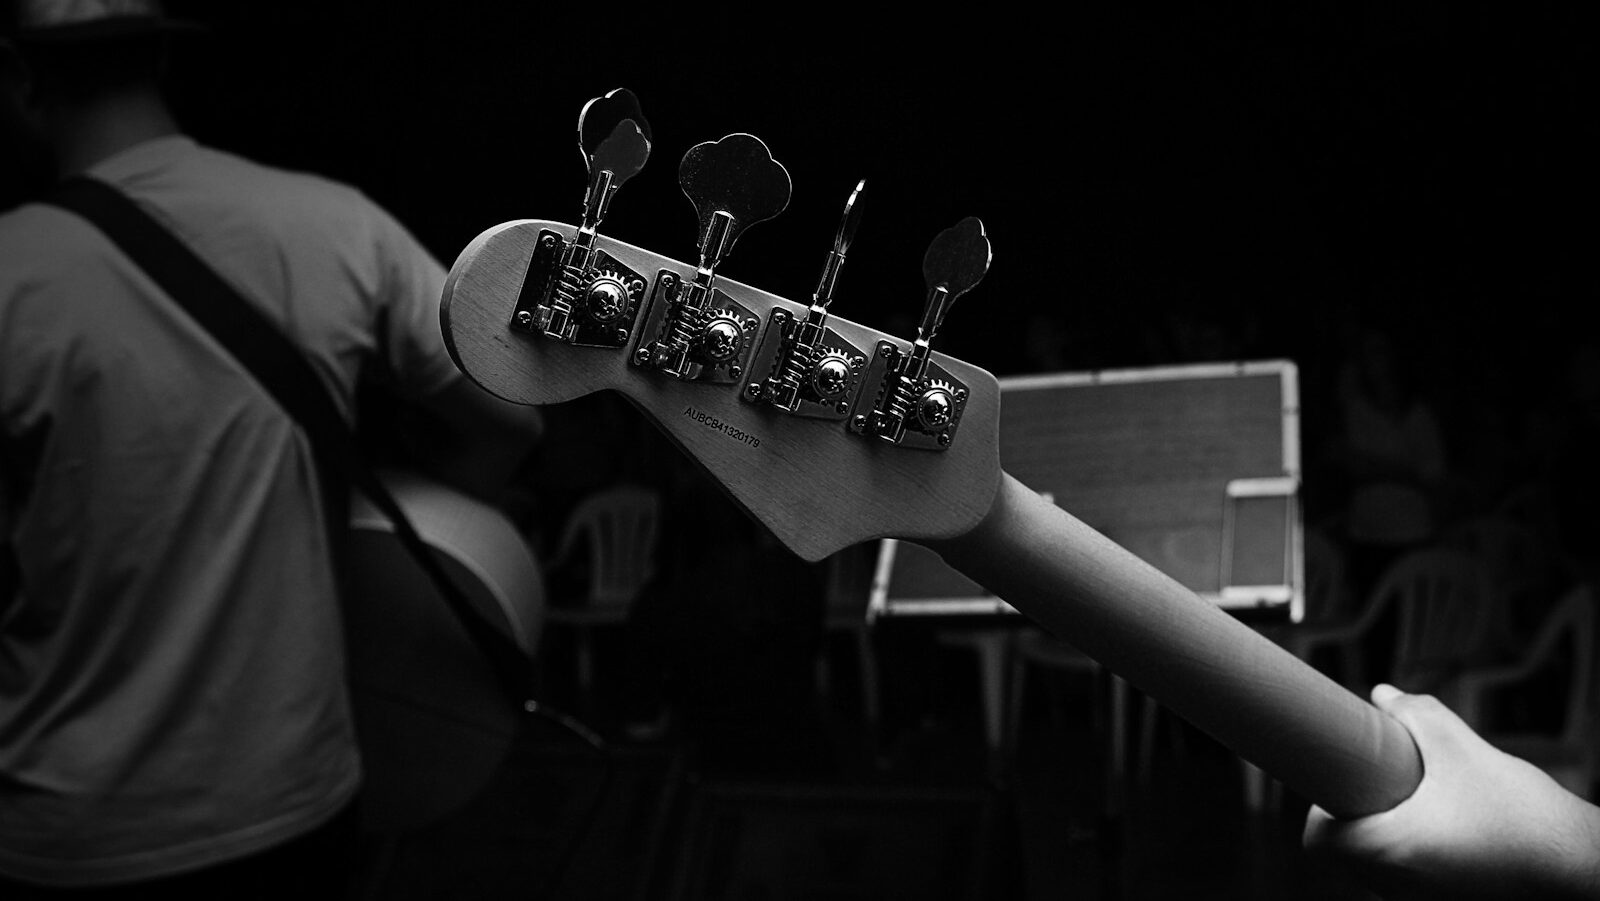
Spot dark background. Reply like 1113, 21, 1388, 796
155, 3, 1596, 499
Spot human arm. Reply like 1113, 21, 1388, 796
365, 204, 544, 500
411, 374, 544, 500
1303, 684, 1600, 899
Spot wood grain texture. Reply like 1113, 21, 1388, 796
928, 474, 1423, 819
441, 220, 1001, 561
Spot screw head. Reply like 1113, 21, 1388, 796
515, 310, 533, 327
915, 388, 955, 429
746, 383, 763, 399
585, 277, 629, 323
633, 348, 652, 365
938, 431, 953, 447
700, 318, 743, 362
728, 365, 743, 379
810, 357, 852, 398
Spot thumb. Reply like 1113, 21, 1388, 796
1369, 683, 1489, 764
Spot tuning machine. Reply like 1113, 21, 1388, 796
511, 88, 652, 348
633, 134, 791, 384
743, 179, 869, 419
850, 217, 990, 450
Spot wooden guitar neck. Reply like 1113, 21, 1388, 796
930, 474, 1422, 819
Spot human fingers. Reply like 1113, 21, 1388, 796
1368, 684, 1486, 761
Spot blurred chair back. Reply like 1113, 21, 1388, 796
817, 544, 880, 731
544, 483, 661, 712
1375, 547, 1501, 694
1457, 584, 1598, 799
1302, 526, 1355, 626
1440, 514, 1572, 639
551, 483, 661, 614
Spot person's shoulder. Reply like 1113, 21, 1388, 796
190, 145, 389, 223
0, 202, 107, 280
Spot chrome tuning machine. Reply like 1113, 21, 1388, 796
511, 88, 652, 348
850, 217, 990, 450
743, 179, 869, 419
633, 134, 791, 384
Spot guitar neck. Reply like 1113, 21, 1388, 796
439, 212, 1421, 819
927, 473, 1423, 820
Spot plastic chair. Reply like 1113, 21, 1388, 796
817, 544, 881, 731
542, 484, 661, 709
1285, 547, 1502, 702
1439, 515, 1573, 643
1007, 629, 1128, 811
1456, 585, 1597, 799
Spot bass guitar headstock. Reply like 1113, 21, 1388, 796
441, 89, 1000, 561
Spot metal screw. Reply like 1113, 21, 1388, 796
938, 431, 952, 447
836, 402, 850, 414
850, 356, 864, 370
540, 236, 557, 249
615, 328, 629, 343
660, 273, 676, 286
955, 388, 968, 402
515, 310, 533, 327
633, 348, 651, 365
851, 415, 868, 431
630, 279, 645, 295
746, 384, 763, 399
728, 365, 743, 379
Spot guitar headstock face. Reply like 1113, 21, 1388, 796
439, 92, 1000, 562
441, 220, 1001, 561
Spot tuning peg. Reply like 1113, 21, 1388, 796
917, 216, 990, 348
576, 88, 651, 230
509, 88, 652, 348
679, 133, 792, 270
579, 87, 652, 167
743, 179, 870, 417
631, 134, 791, 385
813, 178, 865, 313
849, 217, 990, 450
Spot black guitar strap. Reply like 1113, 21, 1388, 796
45, 176, 534, 702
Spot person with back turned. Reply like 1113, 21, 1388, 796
0, 1, 541, 895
